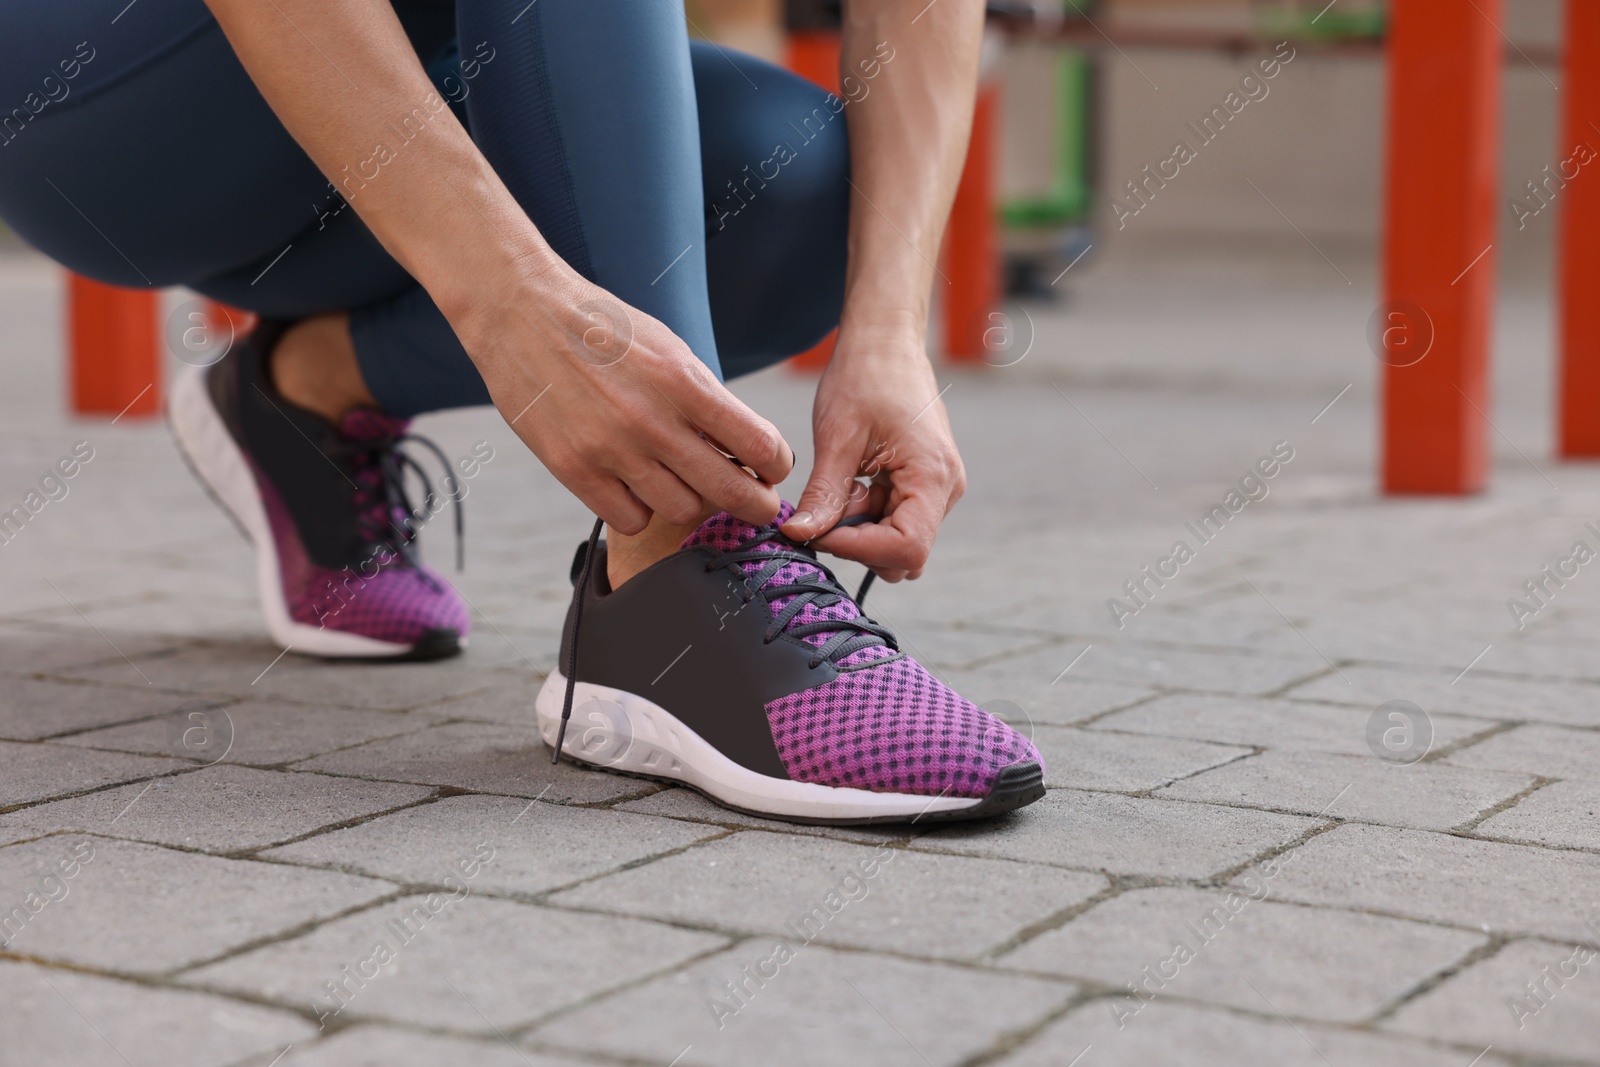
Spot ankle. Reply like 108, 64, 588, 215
269, 312, 378, 422
607, 510, 713, 589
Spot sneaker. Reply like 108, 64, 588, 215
535, 505, 1045, 824
168, 322, 469, 659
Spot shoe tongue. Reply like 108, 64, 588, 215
679, 501, 798, 553
338, 408, 410, 443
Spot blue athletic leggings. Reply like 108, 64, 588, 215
0, 1, 849, 416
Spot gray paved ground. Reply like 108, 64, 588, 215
3, 236, 1599, 1066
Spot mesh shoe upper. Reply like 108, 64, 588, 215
682, 506, 1042, 798
252, 411, 469, 644
221, 331, 470, 648
766, 656, 1039, 797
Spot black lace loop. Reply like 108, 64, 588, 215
701, 528, 897, 669
332, 430, 466, 576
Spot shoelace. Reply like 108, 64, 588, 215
552, 514, 888, 765
334, 430, 465, 579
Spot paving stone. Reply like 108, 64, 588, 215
0, 739, 183, 810
551, 830, 1105, 960
30, 592, 267, 643
851, 617, 1061, 672
1264, 824, 1600, 942
1031, 726, 1250, 791
993, 1000, 1512, 1067
913, 790, 1320, 879
1268, 613, 1496, 671
1001, 887, 1483, 1022
293, 721, 649, 803
0, 765, 431, 852
260, 1027, 593, 1067
0, 676, 202, 741
55, 700, 449, 767
0, 622, 181, 675
1465, 636, 1600, 682
1445, 723, 1600, 780
421, 678, 545, 725
1157, 750, 1534, 831
989, 642, 1328, 697
1096, 693, 1496, 757
185, 896, 724, 1031
0, 835, 390, 973
1285, 665, 1600, 728
0, 959, 314, 1067
1473, 779, 1600, 850
1386, 938, 1600, 1061
613, 787, 907, 843
264, 794, 721, 895
1094, 606, 1285, 650
65, 644, 515, 711
941, 668, 1158, 726
531, 941, 1074, 1067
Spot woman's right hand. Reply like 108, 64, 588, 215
458, 266, 793, 534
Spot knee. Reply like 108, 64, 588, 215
756, 86, 850, 211
706, 79, 849, 233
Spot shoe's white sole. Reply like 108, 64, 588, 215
169, 365, 416, 659
535, 670, 985, 823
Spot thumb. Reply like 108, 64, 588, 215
782, 437, 861, 541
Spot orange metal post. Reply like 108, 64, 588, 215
1381, 0, 1503, 493
784, 30, 843, 372
68, 273, 161, 418
1559, 0, 1600, 456
941, 83, 1002, 362
784, 29, 841, 93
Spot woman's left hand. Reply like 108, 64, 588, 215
780, 327, 965, 582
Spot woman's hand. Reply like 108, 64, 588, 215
460, 266, 792, 535
774, 0, 983, 580
780, 326, 964, 581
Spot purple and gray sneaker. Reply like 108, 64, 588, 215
535, 504, 1044, 824
169, 323, 469, 660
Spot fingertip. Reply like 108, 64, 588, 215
784, 508, 815, 532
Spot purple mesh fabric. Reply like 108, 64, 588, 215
684, 508, 1040, 797
765, 655, 1041, 797
682, 505, 886, 668
251, 456, 469, 647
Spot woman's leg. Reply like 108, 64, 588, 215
696, 44, 850, 379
